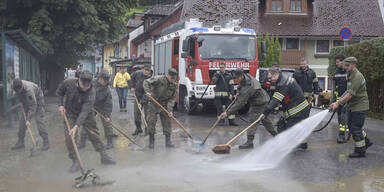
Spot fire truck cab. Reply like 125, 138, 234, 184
153, 18, 261, 114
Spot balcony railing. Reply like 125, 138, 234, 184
281, 50, 306, 68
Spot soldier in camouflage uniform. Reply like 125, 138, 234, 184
330, 57, 373, 158
11, 79, 49, 151
130, 64, 152, 136
56, 70, 116, 173
143, 68, 177, 149
78, 70, 115, 149
220, 68, 277, 149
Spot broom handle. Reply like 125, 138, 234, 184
61, 110, 85, 174
147, 94, 193, 139
20, 104, 37, 147
226, 115, 263, 145
93, 109, 142, 148
133, 94, 148, 128
201, 97, 237, 144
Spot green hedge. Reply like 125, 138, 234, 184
328, 37, 384, 116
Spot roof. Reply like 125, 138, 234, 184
1, 30, 43, 56
145, 3, 180, 16
132, 2, 184, 45
181, 0, 384, 37
181, 0, 258, 28
126, 19, 143, 28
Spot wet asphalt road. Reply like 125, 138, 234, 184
1, 90, 384, 192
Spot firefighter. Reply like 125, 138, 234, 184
334, 55, 349, 143
143, 68, 177, 149
212, 62, 237, 126
130, 64, 152, 136
56, 70, 116, 173
330, 57, 373, 158
293, 58, 320, 106
11, 79, 49, 151
260, 68, 310, 150
220, 68, 277, 149
260, 63, 279, 98
78, 70, 114, 149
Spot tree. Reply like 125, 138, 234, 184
0, 0, 136, 94
257, 33, 281, 67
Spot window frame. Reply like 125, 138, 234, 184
332, 40, 344, 47
315, 40, 330, 54
290, 0, 302, 12
286, 38, 300, 50
271, 0, 283, 12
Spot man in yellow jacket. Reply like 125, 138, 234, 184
113, 67, 131, 112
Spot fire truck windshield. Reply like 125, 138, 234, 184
198, 34, 256, 61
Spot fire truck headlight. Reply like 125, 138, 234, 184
234, 26, 241, 32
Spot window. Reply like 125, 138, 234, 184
286, 38, 299, 50
318, 77, 325, 91
290, 0, 301, 12
272, 0, 283, 11
333, 40, 344, 47
189, 39, 195, 59
173, 39, 179, 55
316, 40, 330, 53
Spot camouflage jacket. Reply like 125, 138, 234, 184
17, 80, 44, 121
56, 78, 96, 126
93, 80, 113, 118
129, 69, 151, 101
227, 74, 270, 115
143, 75, 177, 112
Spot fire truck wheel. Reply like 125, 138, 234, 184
178, 87, 188, 113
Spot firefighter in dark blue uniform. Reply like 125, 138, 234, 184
334, 55, 349, 143
293, 58, 320, 106
260, 68, 310, 149
212, 63, 237, 126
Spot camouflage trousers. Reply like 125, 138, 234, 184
18, 105, 48, 140
64, 112, 105, 160
80, 112, 114, 139
247, 103, 276, 136
146, 102, 171, 135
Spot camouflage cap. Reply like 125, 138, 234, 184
343, 57, 358, 65
98, 69, 110, 82
12, 79, 23, 93
79, 70, 93, 87
233, 68, 244, 78
143, 64, 151, 71
168, 68, 177, 78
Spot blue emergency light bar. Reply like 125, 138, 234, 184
190, 27, 209, 32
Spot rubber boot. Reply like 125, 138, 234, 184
41, 136, 50, 151
149, 134, 155, 149
365, 137, 373, 149
297, 142, 308, 150
69, 159, 80, 173
11, 139, 25, 150
165, 134, 174, 148
104, 137, 114, 149
349, 147, 366, 158
100, 150, 116, 164
269, 130, 278, 136
239, 135, 254, 149
219, 119, 225, 126
132, 123, 143, 136
229, 119, 238, 126
337, 133, 347, 144
77, 134, 87, 149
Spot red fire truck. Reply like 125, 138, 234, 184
153, 19, 264, 113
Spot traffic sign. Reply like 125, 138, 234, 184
339, 27, 352, 40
